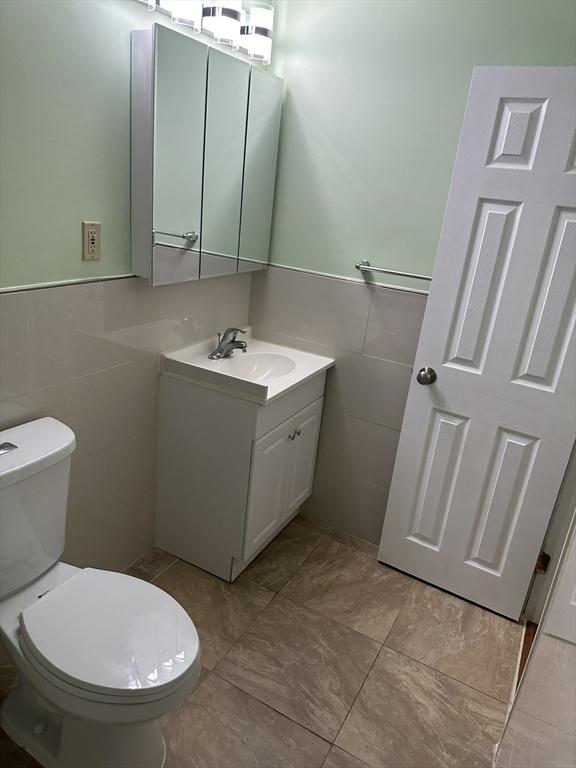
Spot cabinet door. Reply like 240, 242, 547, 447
285, 399, 324, 519
201, 49, 250, 279
238, 68, 283, 273
243, 420, 291, 560
153, 25, 206, 256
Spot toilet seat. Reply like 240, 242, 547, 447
18, 568, 200, 704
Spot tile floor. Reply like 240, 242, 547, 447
0, 516, 523, 768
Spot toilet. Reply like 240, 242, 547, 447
0, 417, 201, 768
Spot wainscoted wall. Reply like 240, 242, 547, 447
250, 266, 426, 543
0, 273, 252, 571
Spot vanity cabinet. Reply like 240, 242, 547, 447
156, 372, 326, 581
131, 23, 283, 286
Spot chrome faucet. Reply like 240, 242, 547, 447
208, 327, 248, 359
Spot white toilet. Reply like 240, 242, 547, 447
0, 417, 201, 768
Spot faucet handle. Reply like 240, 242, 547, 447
222, 327, 246, 343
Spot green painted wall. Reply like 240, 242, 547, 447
269, 0, 576, 291
0, 0, 262, 289
1, 0, 574, 290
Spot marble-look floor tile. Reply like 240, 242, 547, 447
322, 747, 372, 768
164, 674, 330, 768
125, 548, 178, 582
385, 581, 523, 701
215, 596, 380, 741
336, 646, 507, 768
239, 521, 325, 592
154, 560, 274, 670
281, 538, 412, 642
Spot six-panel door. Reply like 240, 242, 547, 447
378, 67, 576, 619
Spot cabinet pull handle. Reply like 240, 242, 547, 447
288, 432, 295, 441
295, 428, 302, 437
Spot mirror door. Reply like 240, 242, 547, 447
238, 68, 283, 273
200, 49, 250, 279
153, 25, 206, 280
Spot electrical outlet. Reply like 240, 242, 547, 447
82, 221, 101, 261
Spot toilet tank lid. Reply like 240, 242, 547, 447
0, 418, 76, 489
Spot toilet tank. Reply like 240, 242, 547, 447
0, 418, 76, 598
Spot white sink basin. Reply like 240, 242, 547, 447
221, 353, 296, 382
161, 331, 334, 404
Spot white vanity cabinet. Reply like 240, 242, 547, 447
156, 371, 327, 581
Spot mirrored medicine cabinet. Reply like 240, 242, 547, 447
131, 23, 283, 286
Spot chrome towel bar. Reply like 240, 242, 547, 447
355, 259, 432, 282
153, 229, 199, 243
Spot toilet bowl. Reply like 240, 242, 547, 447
0, 418, 201, 768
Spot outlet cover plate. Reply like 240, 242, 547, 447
82, 221, 101, 261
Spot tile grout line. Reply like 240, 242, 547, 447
149, 557, 180, 584
211, 669, 334, 753
330, 633, 383, 753
359, 291, 372, 355
380, 642, 514, 708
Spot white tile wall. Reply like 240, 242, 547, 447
250, 266, 427, 543
0, 264, 425, 566
0, 273, 252, 571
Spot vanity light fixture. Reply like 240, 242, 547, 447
159, 0, 202, 31
201, 0, 242, 49
240, 2, 273, 64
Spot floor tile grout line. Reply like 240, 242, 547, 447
330, 632, 383, 754
210, 666, 334, 750
149, 557, 180, 584
380, 642, 514, 707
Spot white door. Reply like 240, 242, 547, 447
378, 67, 576, 619
285, 399, 324, 519
243, 420, 290, 559
546, 521, 576, 644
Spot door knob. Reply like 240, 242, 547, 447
416, 366, 437, 385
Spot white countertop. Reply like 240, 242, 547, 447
161, 330, 334, 404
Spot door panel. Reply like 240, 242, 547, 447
243, 421, 290, 560
379, 67, 576, 618
408, 409, 469, 550
512, 208, 575, 389
285, 399, 323, 519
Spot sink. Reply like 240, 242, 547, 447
219, 353, 296, 382
161, 330, 334, 404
